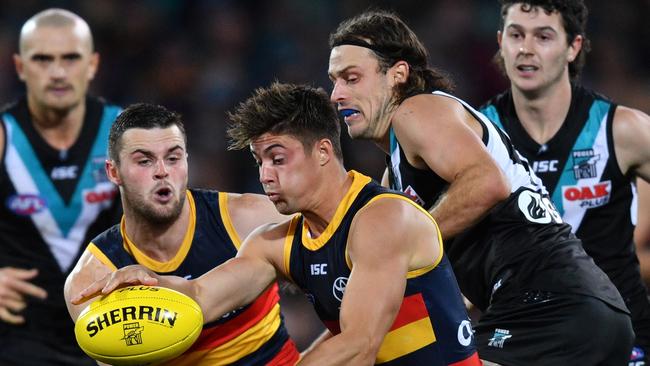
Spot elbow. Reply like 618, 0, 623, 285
482, 172, 511, 207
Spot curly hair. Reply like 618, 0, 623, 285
227, 82, 343, 161
496, 0, 591, 79
329, 10, 454, 106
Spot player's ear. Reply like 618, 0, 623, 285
389, 60, 409, 85
567, 35, 583, 63
13, 54, 26, 81
87, 52, 99, 81
316, 139, 333, 166
105, 159, 121, 185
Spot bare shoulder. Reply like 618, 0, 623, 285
613, 106, 650, 134
351, 195, 436, 249
393, 94, 470, 144
612, 106, 650, 174
238, 219, 294, 275
225, 192, 290, 240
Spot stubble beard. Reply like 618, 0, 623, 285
123, 187, 186, 226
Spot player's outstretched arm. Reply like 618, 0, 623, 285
71, 224, 283, 324
299, 197, 436, 365
392, 94, 511, 239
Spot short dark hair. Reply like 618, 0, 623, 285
329, 10, 454, 106
108, 103, 186, 163
227, 82, 343, 161
496, 0, 591, 79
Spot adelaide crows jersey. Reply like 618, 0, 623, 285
0, 96, 121, 355
481, 84, 650, 347
285, 170, 479, 365
89, 189, 299, 366
387, 91, 626, 314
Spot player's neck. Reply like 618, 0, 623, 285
28, 99, 86, 151
301, 167, 352, 238
123, 198, 191, 262
511, 80, 572, 145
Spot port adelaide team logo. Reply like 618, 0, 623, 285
571, 149, 599, 179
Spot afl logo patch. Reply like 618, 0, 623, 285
6, 194, 47, 215
332, 277, 348, 302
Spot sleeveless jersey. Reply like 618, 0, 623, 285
481, 85, 650, 345
285, 170, 480, 365
89, 189, 299, 366
387, 91, 627, 313
0, 97, 121, 354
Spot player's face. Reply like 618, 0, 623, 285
111, 126, 188, 224
14, 24, 98, 114
498, 4, 581, 95
329, 45, 395, 141
251, 133, 320, 215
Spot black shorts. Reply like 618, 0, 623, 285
474, 290, 634, 366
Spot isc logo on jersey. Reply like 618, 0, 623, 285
6, 194, 47, 215
562, 181, 611, 209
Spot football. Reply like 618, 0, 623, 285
74, 285, 203, 366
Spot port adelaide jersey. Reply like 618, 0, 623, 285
387, 91, 627, 314
89, 189, 299, 366
285, 170, 479, 365
481, 84, 650, 346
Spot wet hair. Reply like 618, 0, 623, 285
496, 0, 591, 79
108, 103, 186, 163
227, 82, 343, 161
19, 8, 94, 53
329, 10, 454, 105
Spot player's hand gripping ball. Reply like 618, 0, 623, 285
74, 285, 203, 365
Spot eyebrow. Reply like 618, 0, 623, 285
328, 65, 358, 80
130, 145, 185, 157
506, 23, 558, 34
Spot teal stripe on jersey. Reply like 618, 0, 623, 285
2, 105, 120, 236
552, 99, 611, 215
65, 105, 120, 234
480, 105, 503, 130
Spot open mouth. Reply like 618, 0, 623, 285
516, 65, 539, 72
154, 187, 173, 201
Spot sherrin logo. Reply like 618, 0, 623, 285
86, 305, 178, 337
6, 194, 47, 215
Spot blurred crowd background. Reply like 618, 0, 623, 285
1, 0, 649, 349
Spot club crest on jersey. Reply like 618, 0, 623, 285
6, 194, 47, 216
571, 149, 600, 179
562, 181, 611, 209
403, 185, 425, 206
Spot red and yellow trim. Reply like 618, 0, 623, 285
376, 293, 436, 363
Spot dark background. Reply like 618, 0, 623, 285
1, 0, 648, 192
1, 0, 648, 349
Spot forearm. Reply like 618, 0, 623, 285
430, 166, 509, 239
298, 332, 376, 366
192, 256, 276, 323
301, 329, 332, 357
